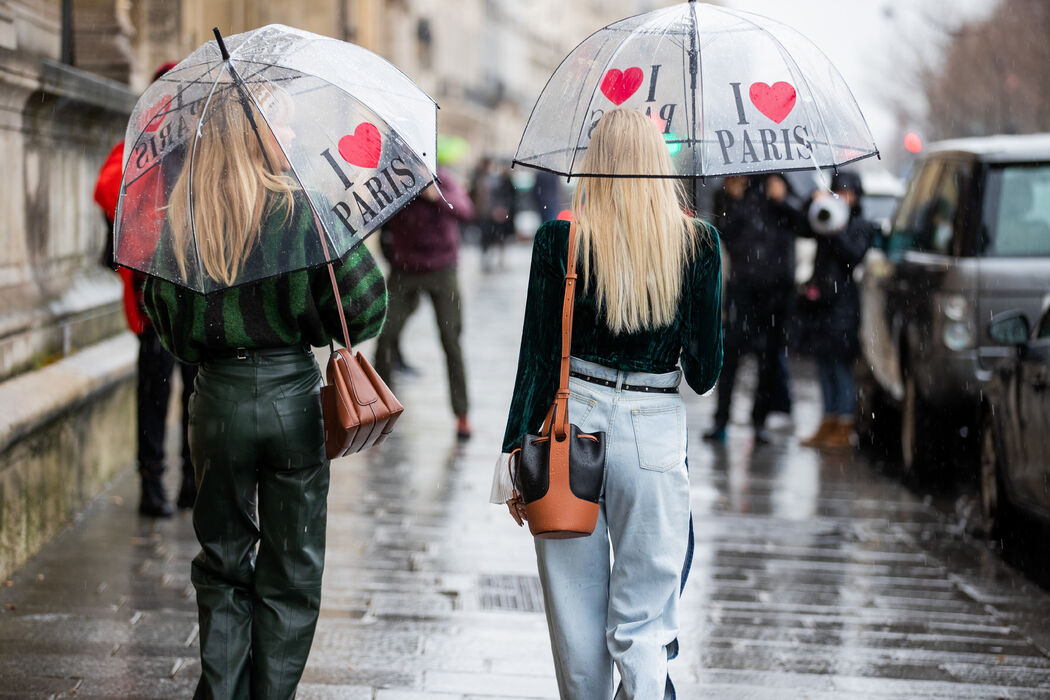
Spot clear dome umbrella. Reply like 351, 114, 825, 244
514, 0, 879, 180
113, 24, 437, 294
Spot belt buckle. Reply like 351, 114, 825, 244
235, 348, 248, 361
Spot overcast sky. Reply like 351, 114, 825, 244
722, 0, 999, 162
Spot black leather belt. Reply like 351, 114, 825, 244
208, 345, 309, 360
569, 370, 678, 394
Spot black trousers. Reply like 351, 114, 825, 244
137, 326, 198, 469
374, 265, 468, 416
713, 284, 793, 430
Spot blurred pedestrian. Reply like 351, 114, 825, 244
533, 169, 564, 221
143, 84, 387, 698
491, 108, 722, 700
471, 158, 517, 270
796, 171, 874, 449
377, 226, 421, 377
374, 168, 474, 439
93, 61, 198, 517
703, 173, 798, 444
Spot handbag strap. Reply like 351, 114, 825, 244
314, 216, 353, 352
551, 220, 578, 441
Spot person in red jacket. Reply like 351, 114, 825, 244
94, 62, 197, 517
374, 167, 474, 439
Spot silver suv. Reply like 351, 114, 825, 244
857, 133, 1050, 475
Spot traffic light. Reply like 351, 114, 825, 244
664, 131, 682, 156
904, 132, 922, 154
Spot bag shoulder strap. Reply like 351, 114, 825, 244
313, 215, 353, 352
326, 261, 352, 351
550, 220, 578, 441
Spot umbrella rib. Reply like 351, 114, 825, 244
121, 61, 224, 173
517, 5, 684, 178
121, 61, 283, 187
717, 6, 838, 176
231, 61, 438, 268
515, 151, 878, 181
566, 28, 624, 177
291, 71, 438, 177
233, 55, 437, 107
228, 56, 437, 174
689, 1, 704, 184
513, 36, 586, 178
235, 76, 343, 264
519, 134, 873, 162
725, 8, 880, 160
186, 63, 230, 286
238, 30, 440, 104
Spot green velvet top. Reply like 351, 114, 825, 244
501, 219, 723, 452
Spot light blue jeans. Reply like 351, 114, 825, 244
535, 357, 690, 700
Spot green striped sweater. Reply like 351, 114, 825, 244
143, 194, 387, 363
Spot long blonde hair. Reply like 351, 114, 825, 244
167, 83, 297, 285
572, 108, 701, 334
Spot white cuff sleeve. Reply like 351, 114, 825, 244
489, 452, 516, 504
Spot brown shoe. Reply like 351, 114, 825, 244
455, 415, 472, 441
800, 418, 837, 447
822, 420, 854, 449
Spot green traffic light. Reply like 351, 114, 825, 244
664, 132, 682, 155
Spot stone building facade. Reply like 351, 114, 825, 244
1, 0, 137, 578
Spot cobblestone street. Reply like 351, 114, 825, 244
3, 243, 1050, 699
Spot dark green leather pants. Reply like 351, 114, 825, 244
188, 346, 329, 700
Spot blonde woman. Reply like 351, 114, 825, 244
490, 108, 723, 700
143, 87, 386, 698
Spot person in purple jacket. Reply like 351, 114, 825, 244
374, 167, 475, 439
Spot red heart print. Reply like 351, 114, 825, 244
338, 122, 382, 169
749, 82, 796, 123
139, 94, 173, 133
600, 67, 644, 105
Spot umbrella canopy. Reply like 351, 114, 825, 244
514, 1, 878, 179
114, 24, 437, 294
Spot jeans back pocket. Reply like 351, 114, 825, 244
631, 404, 685, 472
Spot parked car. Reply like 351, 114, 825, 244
856, 133, 1050, 475
980, 305, 1050, 536
859, 169, 905, 235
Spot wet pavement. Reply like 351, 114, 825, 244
4, 242, 1050, 699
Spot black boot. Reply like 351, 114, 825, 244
139, 462, 173, 518
176, 462, 196, 510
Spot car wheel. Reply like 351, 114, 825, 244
978, 411, 1001, 537
900, 370, 936, 477
855, 362, 897, 461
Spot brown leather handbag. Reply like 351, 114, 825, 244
510, 221, 606, 539
318, 252, 403, 460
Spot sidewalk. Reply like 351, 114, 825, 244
0, 244, 560, 699
4, 242, 1050, 699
